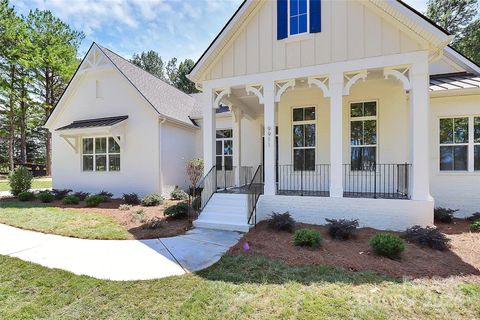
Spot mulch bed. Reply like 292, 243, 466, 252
5, 198, 192, 240
229, 220, 480, 279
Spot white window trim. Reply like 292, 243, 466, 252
349, 100, 378, 171
438, 116, 479, 173
292, 105, 317, 171
216, 129, 233, 170
287, 0, 310, 37
81, 136, 121, 173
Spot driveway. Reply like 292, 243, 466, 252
0, 224, 242, 281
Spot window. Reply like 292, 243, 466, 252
293, 106, 316, 171
439, 118, 468, 171
350, 101, 377, 171
82, 137, 120, 172
289, 0, 308, 36
475, 117, 480, 171
216, 129, 233, 171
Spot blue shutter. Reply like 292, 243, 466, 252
309, 0, 321, 33
277, 0, 288, 40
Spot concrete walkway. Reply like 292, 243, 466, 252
0, 224, 242, 281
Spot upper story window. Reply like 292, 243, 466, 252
277, 0, 321, 40
289, 0, 308, 36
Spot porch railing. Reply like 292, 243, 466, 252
216, 166, 254, 190
247, 165, 263, 226
343, 163, 411, 199
197, 166, 217, 212
277, 164, 330, 196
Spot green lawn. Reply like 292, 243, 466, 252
0, 255, 478, 319
0, 177, 52, 192
0, 201, 129, 240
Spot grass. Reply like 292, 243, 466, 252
0, 177, 52, 192
0, 254, 478, 319
0, 201, 129, 240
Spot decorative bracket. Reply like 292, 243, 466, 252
213, 87, 231, 108
343, 71, 368, 95
275, 79, 295, 102
245, 84, 264, 104
78, 45, 111, 75
308, 76, 330, 97
60, 135, 79, 153
383, 67, 411, 91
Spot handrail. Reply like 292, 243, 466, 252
247, 165, 263, 226
196, 165, 215, 190
194, 165, 217, 213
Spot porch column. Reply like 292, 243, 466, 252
202, 86, 216, 174
263, 81, 276, 195
409, 58, 431, 201
329, 72, 344, 197
232, 106, 243, 187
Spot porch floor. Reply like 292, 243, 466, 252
218, 185, 409, 200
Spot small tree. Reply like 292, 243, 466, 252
8, 166, 33, 196
186, 158, 204, 196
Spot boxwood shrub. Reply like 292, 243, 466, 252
370, 233, 405, 258
62, 195, 80, 205
8, 167, 32, 196
164, 202, 189, 219
18, 191, 35, 201
293, 228, 321, 248
85, 195, 104, 207
141, 194, 163, 207
37, 191, 55, 203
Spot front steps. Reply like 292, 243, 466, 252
193, 193, 252, 232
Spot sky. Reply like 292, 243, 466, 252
12, 0, 428, 62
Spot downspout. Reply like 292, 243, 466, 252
159, 117, 167, 196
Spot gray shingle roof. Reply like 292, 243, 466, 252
97, 44, 197, 127
430, 73, 480, 91
56, 116, 128, 131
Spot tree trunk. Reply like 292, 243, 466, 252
45, 68, 52, 176
19, 82, 27, 163
8, 65, 16, 171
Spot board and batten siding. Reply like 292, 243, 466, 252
205, 0, 425, 81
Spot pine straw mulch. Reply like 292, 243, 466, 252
229, 218, 480, 280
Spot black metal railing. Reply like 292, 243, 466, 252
247, 165, 263, 226
276, 164, 330, 196
239, 166, 254, 187
196, 166, 217, 212
216, 166, 236, 190
343, 163, 411, 199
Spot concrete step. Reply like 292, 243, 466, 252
203, 205, 248, 215
193, 219, 251, 233
197, 212, 247, 222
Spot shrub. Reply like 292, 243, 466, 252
119, 204, 132, 211
143, 217, 164, 229
51, 189, 72, 200
293, 229, 321, 248
370, 233, 405, 258
85, 195, 104, 207
467, 212, 480, 222
98, 190, 113, 201
164, 202, 189, 219
325, 218, 359, 240
434, 207, 457, 223
141, 194, 163, 206
404, 225, 450, 251
171, 188, 188, 200
123, 193, 140, 205
267, 212, 296, 232
470, 220, 480, 232
73, 191, 89, 201
131, 208, 146, 223
18, 191, 34, 201
37, 191, 55, 203
8, 167, 33, 196
62, 195, 80, 205
191, 196, 201, 211
186, 158, 204, 197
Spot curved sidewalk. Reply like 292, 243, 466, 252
0, 224, 242, 281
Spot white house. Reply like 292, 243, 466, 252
188, 0, 480, 232
46, 0, 480, 233
44, 44, 201, 197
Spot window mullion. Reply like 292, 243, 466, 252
468, 116, 474, 172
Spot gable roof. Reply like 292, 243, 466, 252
46, 43, 198, 129
188, 0, 453, 84
97, 44, 197, 127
